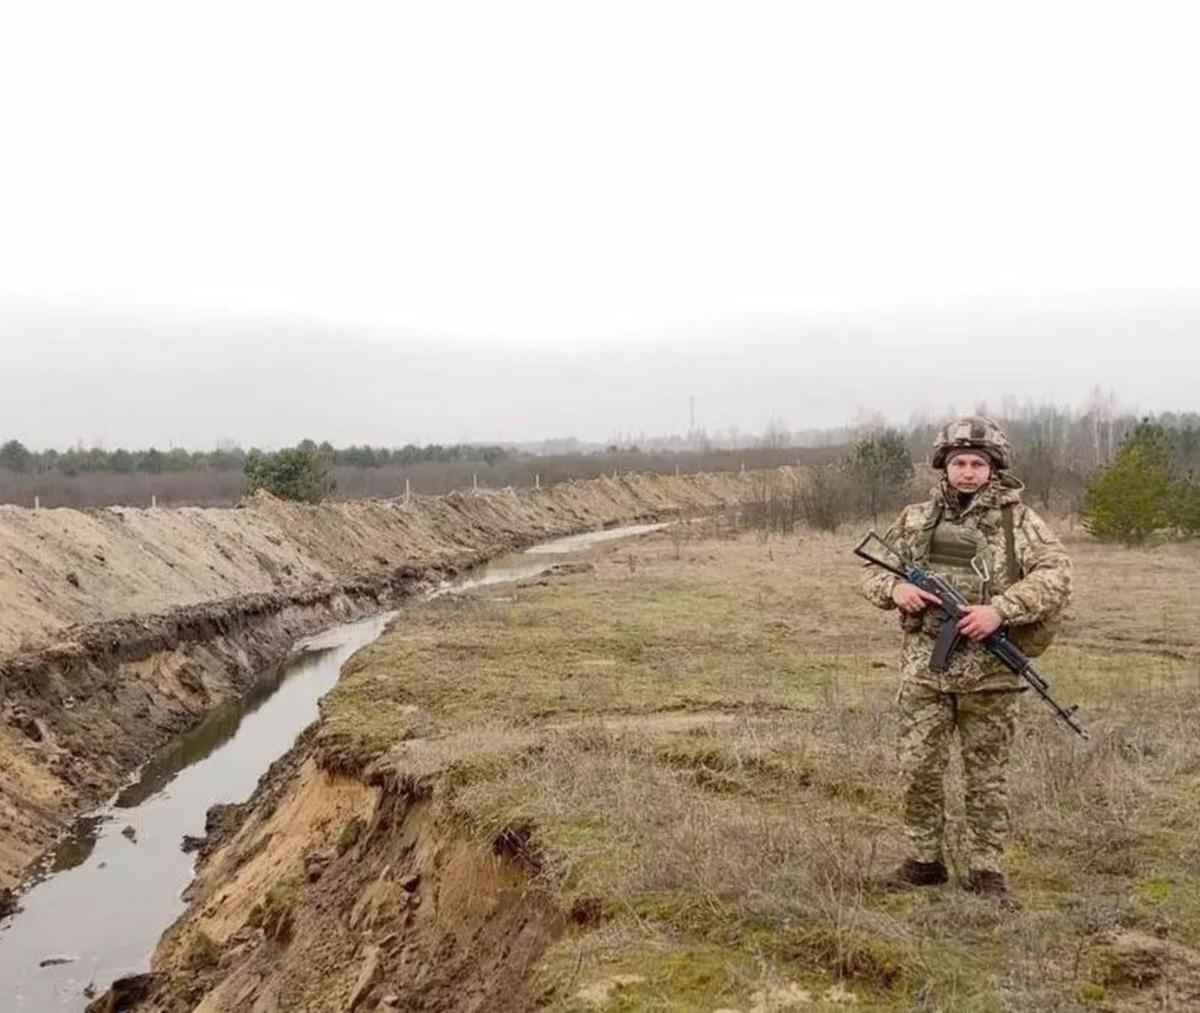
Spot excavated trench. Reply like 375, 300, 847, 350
0, 504, 687, 1009
0, 613, 397, 1009
0, 564, 439, 900
0, 471, 760, 895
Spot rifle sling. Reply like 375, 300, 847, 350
917, 503, 944, 563
1001, 503, 1021, 580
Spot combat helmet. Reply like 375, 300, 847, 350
931, 415, 1013, 470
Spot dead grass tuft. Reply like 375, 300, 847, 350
184, 929, 221, 970
251, 882, 297, 942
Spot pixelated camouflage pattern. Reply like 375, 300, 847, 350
862, 472, 1071, 872
861, 472, 1072, 692
930, 414, 1014, 470
897, 681, 1019, 872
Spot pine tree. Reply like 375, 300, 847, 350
1173, 476, 1200, 537
0, 439, 34, 473
1082, 422, 1174, 545
243, 445, 334, 503
843, 430, 914, 522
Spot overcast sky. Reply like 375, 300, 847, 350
2, 1, 1197, 448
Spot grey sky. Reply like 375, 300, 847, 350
3, 292, 1195, 449
1, 2, 1197, 447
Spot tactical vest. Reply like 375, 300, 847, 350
915, 502, 1017, 604
912, 501, 1057, 656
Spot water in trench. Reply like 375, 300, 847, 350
523, 521, 666, 555
0, 613, 394, 1010
0, 522, 665, 1009
436, 522, 667, 594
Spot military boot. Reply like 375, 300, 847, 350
964, 869, 1020, 910
883, 858, 948, 889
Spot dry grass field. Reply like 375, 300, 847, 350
266, 519, 1200, 1010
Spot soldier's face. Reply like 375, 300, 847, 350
946, 451, 992, 492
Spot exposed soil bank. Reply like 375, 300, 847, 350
2, 613, 403, 1010
107, 747, 559, 1012
0, 576, 434, 895
0, 471, 760, 890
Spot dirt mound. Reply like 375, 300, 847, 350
1088, 930, 1200, 1009
0, 471, 760, 656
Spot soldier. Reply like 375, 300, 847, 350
860, 416, 1072, 908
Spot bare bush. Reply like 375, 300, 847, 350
800, 463, 856, 532
739, 473, 803, 537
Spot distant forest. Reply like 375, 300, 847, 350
1, 396, 1197, 510
0, 439, 511, 477
0, 438, 836, 509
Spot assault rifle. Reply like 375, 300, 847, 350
855, 531, 1089, 740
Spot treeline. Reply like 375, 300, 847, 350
0, 438, 835, 509
0, 438, 511, 476
742, 411, 1200, 546
4, 398, 1198, 539
903, 401, 1200, 513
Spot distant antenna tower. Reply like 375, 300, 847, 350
689, 396, 695, 431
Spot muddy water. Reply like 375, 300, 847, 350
523, 521, 666, 555
433, 522, 667, 595
0, 614, 394, 1009
0, 522, 665, 1010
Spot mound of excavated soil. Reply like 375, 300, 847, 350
0, 471, 760, 656
0, 471, 762, 891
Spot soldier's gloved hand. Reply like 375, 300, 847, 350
956, 604, 1003, 641
891, 582, 941, 613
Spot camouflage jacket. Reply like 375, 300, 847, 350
860, 473, 1072, 691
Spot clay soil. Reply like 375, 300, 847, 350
122, 519, 1200, 1011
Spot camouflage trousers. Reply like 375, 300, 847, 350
897, 681, 1020, 873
